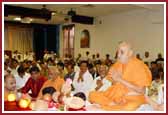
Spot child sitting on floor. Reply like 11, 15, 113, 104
4, 74, 17, 101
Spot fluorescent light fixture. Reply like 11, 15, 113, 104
14, 17, 21, 21
52, 12, 56, 16
21, 17, 33, 24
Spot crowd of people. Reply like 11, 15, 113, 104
4, 42, 164, 111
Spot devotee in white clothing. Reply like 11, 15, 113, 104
90, 64, 111, 91
15, 65, 30, 89
72, 61, 93, 98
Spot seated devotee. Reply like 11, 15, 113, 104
39, 61, 49, 79
150, 61, 158, 80
37, 66, 65, 99
143, 51, 152, 67
19, 61, 27, 70
151, 74, 162, 90
89, 41, 152, 111
4, 61, 11, 76
88, 63, 99, 79
10, 58, 19, 76
155, 53, 164, 64
85, 51, 90, 62
90, 64, 111, 91
31, 60, 42, 71
17, 54, 22, 63
57, 61, 67, 78
68, 54, 73, 61
136, 53, 142, 60
105, 54, 113, 67
43, 50, 50, 62
96, 53, 100, 62
64, 59, 69, 68
19, 66, 47, 98
50, 51, 56, 61
54, 55, 59, 64
144, 84, 164, 111
4, 53, 9, 60
64, 54, 70, 61
12, 50, 19, 60
148, 73, 163, 99
74, 62, 80, 73
42, 86, 56, 96
157, 60, 164, 71
92, 60, 101, 74
4, 74, 17, 101
64, 63, 75, 81
15, 65, 30, 89
63, 60, 71, 75
72, 60, 93, 98
47, 58, 55, 67
27, 51, 35, 61
23, 51, 29, 61
24, 60, 32, 73
158, 68, 164, 81
75, 53, 82, 64
91, 54, 96, 64
41, 86, 57, 102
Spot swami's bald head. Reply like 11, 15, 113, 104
117, 41, 133, 64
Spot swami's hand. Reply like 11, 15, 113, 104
111, 68, 122, 82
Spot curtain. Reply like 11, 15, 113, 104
33, 24, 60, 60
4, 24, 33, 54
63, 24, 75, 58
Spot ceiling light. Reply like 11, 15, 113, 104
21, 17, 33, 24
14, 17, 21, 21
52, 12, 56, 16
81, 4, 95, 8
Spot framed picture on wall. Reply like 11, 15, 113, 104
80, 29, 90, 48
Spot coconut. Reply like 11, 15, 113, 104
29, 101, 35, 110
32, 100, 48, 111
64, 96, 85, 109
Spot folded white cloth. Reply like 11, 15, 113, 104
136, 104, 154, 111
